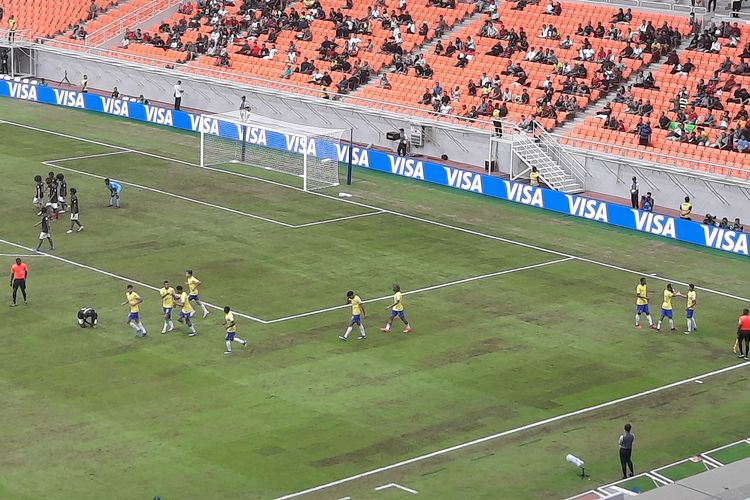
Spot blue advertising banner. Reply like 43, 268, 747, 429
1, 80, 746, 257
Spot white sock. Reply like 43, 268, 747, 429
140, 323, 147, 334
692, 318, 698, 330
189, 325, 196, 333
384, 322, 391, 331
657, 320, 662, 330
201, 304, 208, 314
169, 320, 174, 329
669, 319, 674, 329
405, 323, 410, 328
344, 326, 352, 338
359, 325, 366, 337
162, 320, 168, 332
686, 320, 692, 332
129, 321, 139, 331
635, 314, 640, 326
225, 340, 232, 352
233, 337, 245, 344
646, 315, 653, 326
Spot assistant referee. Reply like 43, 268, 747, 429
9, 257, 28, 307
737, 309, 750, 360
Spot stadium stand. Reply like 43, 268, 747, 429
567, 16, 750, 177
0, 0, 121, 39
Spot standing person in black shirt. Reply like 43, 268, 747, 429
618, 423, 635, 479
45, 173, 59, 219
33, 175, 44, 214
32, 207, 55, 252
56, 173, 68, 213
66, 188, 84, 234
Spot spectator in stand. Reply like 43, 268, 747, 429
638, 120, 651, 146
629, 176, 639, 209
733, 218, 744, 231
87, 0, 99, 20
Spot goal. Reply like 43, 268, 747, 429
199, 110, 346, 191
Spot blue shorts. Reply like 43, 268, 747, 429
188, 294, 200, 301
350, 314, 361, 325
127, 312, 139, 322
179, 310, 194, 320
661, 308, 673, 318
636, 304, 650, 315
225, 332, 235, 341
390, 309, 405, 319
686, 309, 694, 319
163, 307, 172, 316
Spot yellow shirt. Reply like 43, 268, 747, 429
687, 290, 696, 310
225, 311, 236, 332
187, 276, 200, 295
392, 291, 404, 311
126, 291, 141, 313
160, 287, 175, 308
350, 295, 363, 315
530, 171, 539, 186
179, 292, 194, 314
636, 284, 648, 305
662, 289, 674, 310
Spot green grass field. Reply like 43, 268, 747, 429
1, 99, 749, 500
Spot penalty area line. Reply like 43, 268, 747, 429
0, 238, 269, 324
275, 360, 750, 499
264, 257, 574, 324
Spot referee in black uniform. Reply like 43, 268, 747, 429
619, 423, 635, 479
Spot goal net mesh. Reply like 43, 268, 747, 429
200, 111, 345, 190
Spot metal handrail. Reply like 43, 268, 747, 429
554, 133, 750, 183
0, 29, 34, 45
85, 0, 183, 47
534, 122, 588, 188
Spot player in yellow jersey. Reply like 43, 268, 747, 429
121, 284, 147, 337
340, 290, 367, 341
185, 270, 209, 318
634, 277, 656, 329
160, 280, 176, 334
174, 285, 197, 336
222, 306, 248, 354
684, 284, 698, 335
380, 284, 412, 334
657, 283, 683, 332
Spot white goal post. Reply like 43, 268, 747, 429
199, 110, 346, 191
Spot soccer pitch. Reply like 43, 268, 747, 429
1, 99, 749, 500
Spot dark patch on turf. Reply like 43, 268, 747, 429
518, 438, 542, 447
256, 445, 285, 457
688, 389, 709, 397
563, 426, 586, 434
310, 404, 514, 468
470, 452, 495, 461
415, 336, 527, 370
421, 467, 446, 476
727, 377, 747, 385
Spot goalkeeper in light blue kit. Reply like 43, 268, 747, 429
104, 178, 122, 208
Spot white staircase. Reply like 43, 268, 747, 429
510, 122, 586, 193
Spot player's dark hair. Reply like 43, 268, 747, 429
127, 284, 133, 290
176, 285, 183, 291
393, 283, 400, 292
744, 308, 749, 315
45, 178, 52, 185
186, 269, 193, 275
640, 277, 646, 283
56, 173, 64, 180
163, 280, 169, 285
224, 306, 230, 313
104, 177, 110, 184
346, 290, 354, 298
15, 258, 21, 264
624, 423, 632, 432
70, 188, 77, 194
48, 171, 54, 177
689, 283, 694, 289
34, 175, 42, 182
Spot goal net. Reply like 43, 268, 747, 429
199, 110, 346, 191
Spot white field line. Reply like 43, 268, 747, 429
374, 483, 418, 494
42, 161, 296, 228
0, 253, 48, 258
264, 257, 574, 324
7, 119, 738, 304
290, 210, 386, 228
46, 151, 132, 162
274, 360, 750, 499
0, 238, 269, 324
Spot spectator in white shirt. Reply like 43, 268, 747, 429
173, 80, 184, 110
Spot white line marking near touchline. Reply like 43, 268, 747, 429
375, 483, 419, 494
47, 151, 132, 162
274, 361, 749, 499
290, 210, 386, 228
0, 253, 48, 258
0, 238, 269, 324
264, 257, 574, 324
